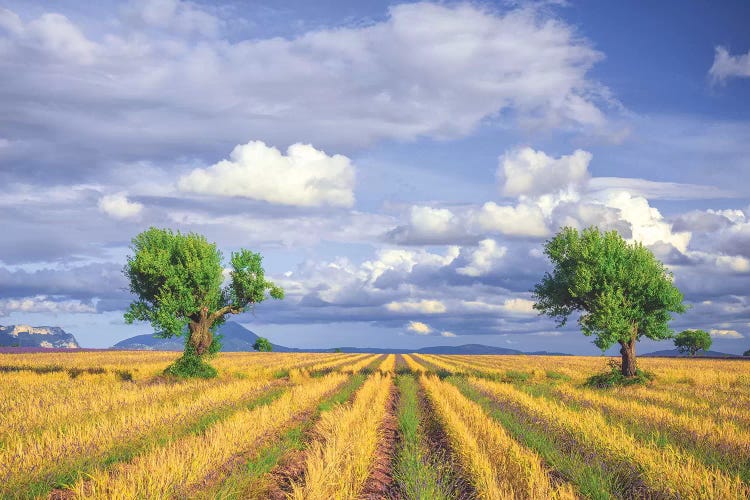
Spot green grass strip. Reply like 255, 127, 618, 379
210, 373, 369, 499
20, 384, 289, 500
393, 374, 454, 500
516, 381, 750, 483
448, 376, 618, 500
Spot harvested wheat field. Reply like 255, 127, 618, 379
1, 351, 749, 499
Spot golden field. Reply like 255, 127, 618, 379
1, 351, 749, 499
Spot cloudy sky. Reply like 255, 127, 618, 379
2, 0, 750, 354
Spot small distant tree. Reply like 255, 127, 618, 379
533, 227, 686, 377
253, 337, 272, 352
743, 349, 750, 357
334, 347, 342, 353
674, 329, 712, 356
124, 227, 284, 377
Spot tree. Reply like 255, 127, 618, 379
533, 227, 686, 377
743, 349, 750, 357
253, 337, 272, 352
674, 329, 712, 356
124, 227, 284, 376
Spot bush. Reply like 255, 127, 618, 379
116, 370, 134, 382
164, 342, 218, 379
585, 359, 653, 389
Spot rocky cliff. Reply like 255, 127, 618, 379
0, 324, 80, 348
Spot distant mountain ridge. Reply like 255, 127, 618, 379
642, 348, 740, 358
112, 321, 571, 355
0, 324, 79, 349
112, 322, 295, 352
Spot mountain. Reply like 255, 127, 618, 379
642, 348, 740, 358
0, 324, 80, 349
417, 344, 523, 354
113, 323, 570, 355
112, 321, 295, 352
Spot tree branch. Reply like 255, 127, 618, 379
209, 303, 246, 323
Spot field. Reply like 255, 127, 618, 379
1, 351, 749, 499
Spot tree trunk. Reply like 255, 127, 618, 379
188, 307, 213, 356
619, 331, 637, 377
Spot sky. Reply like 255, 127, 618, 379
1, 0, 750, 355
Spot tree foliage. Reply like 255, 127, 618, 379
123, 227, 283, 376
532, 227, 686, 377
253, 337, 273, 352
674, 329, 712, 356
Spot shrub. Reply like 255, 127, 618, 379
116, 370, 134, 382
164, 343, 218, 379
585, 359, 653, 389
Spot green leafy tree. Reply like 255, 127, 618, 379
674, 329, 712, 356
743, 349, 750, 357
533, 227, 686, 377
124, 227, 284, 376
253, 337, 273, 352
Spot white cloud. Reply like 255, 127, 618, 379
0, 296, 96, 316
386, 299, 447, 314
709, 46, 750, 84
502, 298, 537, 315
441, 331, 457, 337
122, 0, 220, 37
474, 201, 550, 237
178, 141, 355, 207
709, 329, 744, 339
457, 239, 508, 276
387, 206, 473, 245
594, 191, 691, 253
499, 147, 591, 197
588, 177, 736, 200
715, 255, 750, 274
406, 321, 432, 335
98, 192, 143, 219
0, 1, 611, 169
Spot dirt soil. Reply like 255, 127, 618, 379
360, 384, 400, 499
419, 384, 477, 500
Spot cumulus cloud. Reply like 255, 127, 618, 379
441, 331, 457, 337
406, 321, 432, 335
98, 192, 144, 219
178, 141, 355, 207
709, 328, 744, 339
386, 206, 475, 245
457, 239, 507, 277
0, 296, 96, 316
386, 299, 447, 314
502, 298, 537, 315
595, 191, 691, 253
474, 201, 550, 237
715, 255, 750, 273
709, 46, 750, 84
498, 147, 591, 197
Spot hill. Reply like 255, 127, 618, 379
0, 324, 79, 349
642, 348, 740, 358
112, 322, 570, 355
112, 321, 294, 352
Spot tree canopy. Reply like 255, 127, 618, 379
533, 227, 686, 376
124, 227, 283, 375
253, 337, 272, 352
674, 329, 712, 356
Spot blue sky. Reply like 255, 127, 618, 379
1, 0, 750, 355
